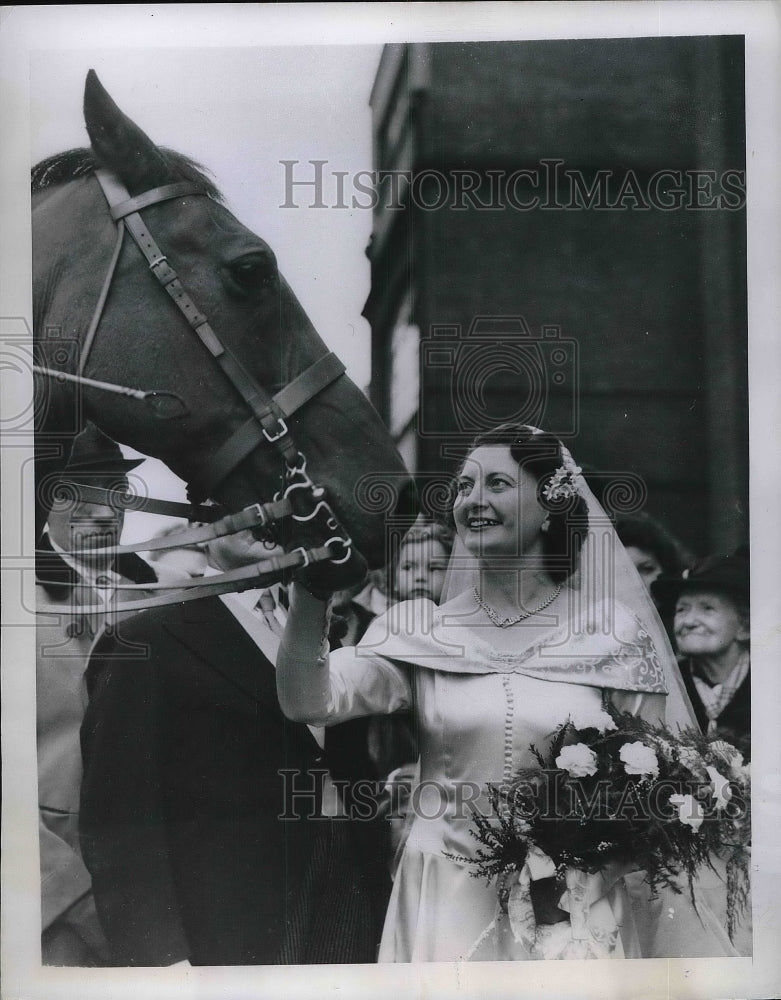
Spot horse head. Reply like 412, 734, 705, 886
32, 70, 414, 567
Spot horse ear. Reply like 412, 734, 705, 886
83, 69, 177, 194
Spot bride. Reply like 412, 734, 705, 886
276, 423, 744, 961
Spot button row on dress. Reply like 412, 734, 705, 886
501, 675, 515, 784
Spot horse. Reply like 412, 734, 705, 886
32, 70, 412, 569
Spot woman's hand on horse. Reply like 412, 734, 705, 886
282, 482, 369, 598
292, 545, 369, 601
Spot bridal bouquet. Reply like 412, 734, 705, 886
462, 706, 751, 941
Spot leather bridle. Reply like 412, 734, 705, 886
88, 167, 346, 500
36, 167, 359, 613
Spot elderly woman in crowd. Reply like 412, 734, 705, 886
652, 547, 750, 755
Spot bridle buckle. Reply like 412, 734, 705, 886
290, 546, 312, 568
262, 417, 288, 443
246, 501, 268, 527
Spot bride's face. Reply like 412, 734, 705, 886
453, 445, 548, 559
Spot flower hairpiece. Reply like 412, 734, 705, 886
542, 463, 582, 502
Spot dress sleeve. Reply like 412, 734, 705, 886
325, 645, 412, 723
276, 584, 412, 726
590, 599, 692, 728
594, 602, 694, 728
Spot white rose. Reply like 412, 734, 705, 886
619, 741, 659, 778
555, 743, 598, 777
568, 707, 618, 734
669, 793, 705, 832
705, 765, 732, 811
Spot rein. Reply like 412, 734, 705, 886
47, 485, 291, 553
37, 167, 356, 614
45, 483, 227, 525
38, 540, 339, 616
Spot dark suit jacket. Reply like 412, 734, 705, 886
80, 596, 384, 966
35, 532, 159, 954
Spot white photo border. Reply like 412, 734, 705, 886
2, 4, 779, 999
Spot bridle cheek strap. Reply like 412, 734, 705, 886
80, 177, 207, 376
78, 222, 124, 375
91, 168, 345, 500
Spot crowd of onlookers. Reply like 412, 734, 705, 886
615, 511, 750, 757
34, 423, 751, 966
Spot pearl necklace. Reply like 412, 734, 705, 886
473, 584, 562, 628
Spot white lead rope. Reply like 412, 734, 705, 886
33, 365, 187, 417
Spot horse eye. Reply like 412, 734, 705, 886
227, 254, 276, 293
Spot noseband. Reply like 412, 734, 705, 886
36, 166, 357, 612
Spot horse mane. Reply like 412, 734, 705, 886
31, 147, 224, 202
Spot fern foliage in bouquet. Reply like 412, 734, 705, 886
463, 704, 750, 941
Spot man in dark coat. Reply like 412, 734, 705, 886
79, 527, 388, 967
36, 423, 157, 966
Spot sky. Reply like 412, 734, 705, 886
29, 45, 383, 541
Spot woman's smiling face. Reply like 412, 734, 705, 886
452, 445, 547, 559
674, 588, 749, 659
